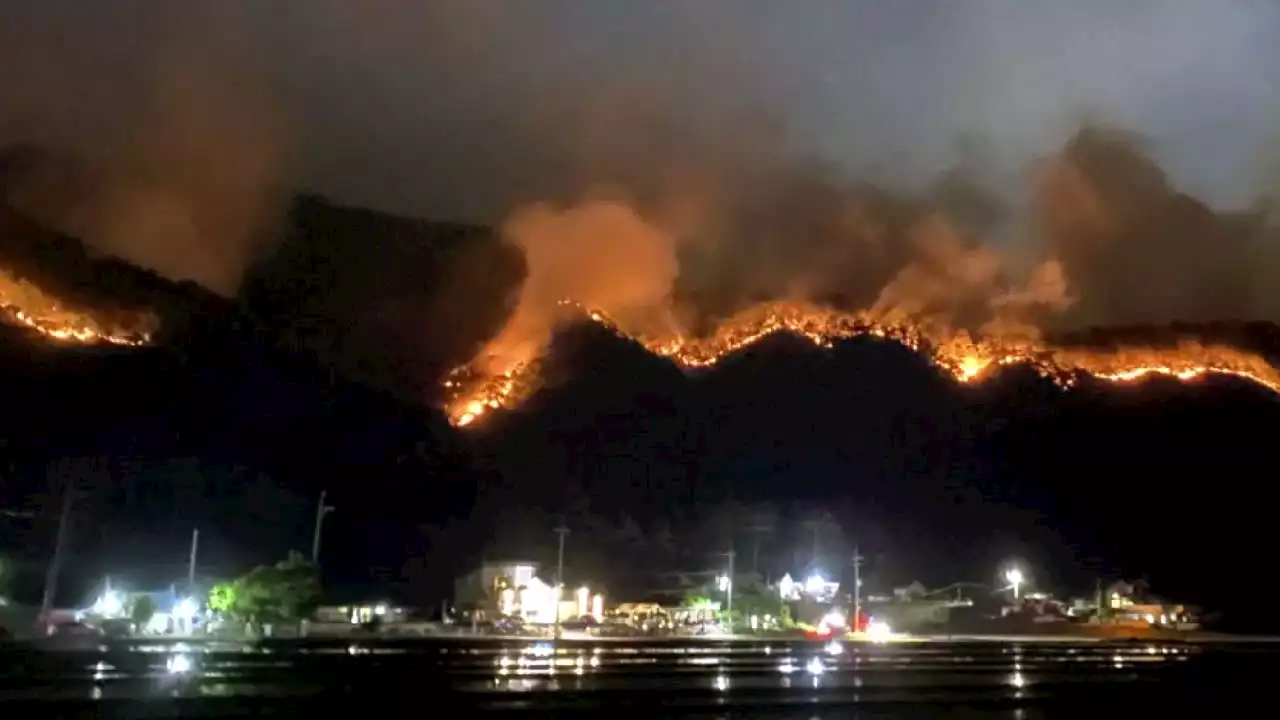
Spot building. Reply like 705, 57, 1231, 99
81, 584, 203, 635
454, 560, 604, 624
313, 601, 407, 626
777, 572, 840, 603
454, 559, 539, 615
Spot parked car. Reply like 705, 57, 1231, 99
561, 616, 599, 631
100, 619, 134, 639
50, 620, 102, 637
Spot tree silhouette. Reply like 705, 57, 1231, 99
227, 551, 321, 625
130, 594, 157, 627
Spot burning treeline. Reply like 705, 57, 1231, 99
0, 17, 276, 351
445, 127, 1280, 427
0, 265, 155, 346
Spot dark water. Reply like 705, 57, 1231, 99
2, 636, 1278, 717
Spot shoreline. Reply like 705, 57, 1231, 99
18, 630, 1279, 647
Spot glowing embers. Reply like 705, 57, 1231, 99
0, 266, 156, 346
444, 299, 1280, 428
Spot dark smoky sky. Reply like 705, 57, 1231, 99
3, 0, 1278, 223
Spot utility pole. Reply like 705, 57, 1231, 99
311, 490, 334, 565
851, 545, 864, 632
553, 522, 569, 638
187, 528, 200, 596
726, 548, 736, 618
40, 479, 75, 624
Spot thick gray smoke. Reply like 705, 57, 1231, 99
0, 3, 286, 296
3, 1, 1279, 333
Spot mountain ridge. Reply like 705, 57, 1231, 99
4, 181, 1280, 622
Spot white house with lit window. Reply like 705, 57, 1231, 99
454, 560, 604, 624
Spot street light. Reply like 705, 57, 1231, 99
804, 573, 826, 597
93, 590, 125, 618
174, 597, 199, 635
1004, 568, 1025, 600
174, 597, 199, 620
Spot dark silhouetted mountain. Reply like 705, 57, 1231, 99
0, 195, 483, 604
471, 318, 1280, 630
3, 172, 1280, 629
241, 194, 523, 403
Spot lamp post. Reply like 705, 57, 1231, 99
553, 523, 569, 638
40, 481, 75, 624
852, 545, 863, 631
1005, 567, 1025, 600
311, 491, 334, 565
187, 528, 199, 595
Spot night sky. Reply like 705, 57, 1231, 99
3, 1, 1278, 221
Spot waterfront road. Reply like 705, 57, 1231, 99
2, 636, 1279, 717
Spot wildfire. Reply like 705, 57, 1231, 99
444, 299, 1280, 427
0, 266, 156, 347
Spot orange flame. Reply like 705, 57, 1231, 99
444, 299, 1280, 427
0, 266, 156, 347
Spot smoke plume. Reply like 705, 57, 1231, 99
470, 122, 1280, 375
0, 5, 287, 296
478, 200, 680, 375
5, 2, 1280, 378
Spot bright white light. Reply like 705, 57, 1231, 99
824, 640, 843, 656
512, 577, 559, 622
867, 620, 892, 644
526, 643, 554, 658
93, 591, 124, 618
805, 657, 825, 675
1005, 568, 1024, 587
804, 573, 825, 595
166, 654, 192, 674
146, 613, 169, 633
716, 575, 731, 592
174, 598, 198, 620
778, 573, 796, 599
512, 564, 535, 586
819, 610, 846, 629
374, 604, 387, 616
499, 588, 516, 615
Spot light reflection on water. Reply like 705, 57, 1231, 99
47, 639, 1207, 702
480, 640, 1193, 694
492, 644, 602, 684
